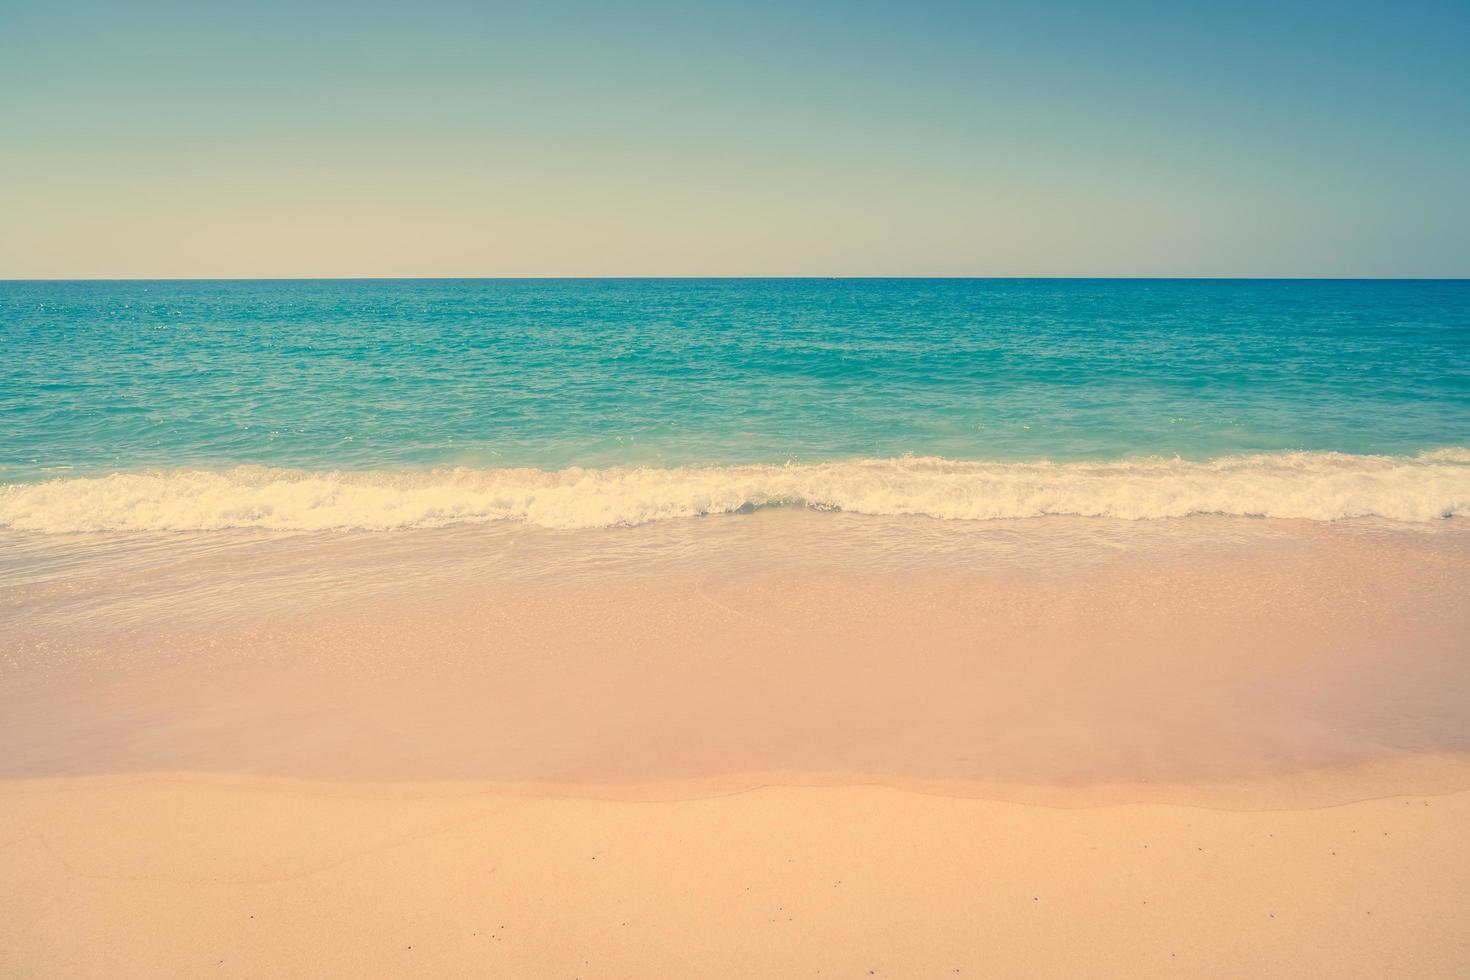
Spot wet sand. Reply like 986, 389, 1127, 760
5, 518, 1470, 797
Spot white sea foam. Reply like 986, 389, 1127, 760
2, 450, 1468, 533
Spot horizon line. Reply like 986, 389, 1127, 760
3, 275, 1468, 284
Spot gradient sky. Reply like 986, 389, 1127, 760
2, 0, 1466, 278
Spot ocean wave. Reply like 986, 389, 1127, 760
2, 451, 1468, 532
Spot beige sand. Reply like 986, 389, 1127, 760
3, 518, 1468, 975
3, 773, 1469, 978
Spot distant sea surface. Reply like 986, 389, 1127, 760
2, 279, 1468, 531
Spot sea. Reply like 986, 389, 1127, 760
2, 278, 1468, 533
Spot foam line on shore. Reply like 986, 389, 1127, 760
2, 449, 1468, 532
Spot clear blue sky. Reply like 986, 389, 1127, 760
2, 0, 1466, 277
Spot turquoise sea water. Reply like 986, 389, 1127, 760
2, 279, 1468, 530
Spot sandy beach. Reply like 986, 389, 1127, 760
3, 514, 1469, 976
4, 774, 1469, 978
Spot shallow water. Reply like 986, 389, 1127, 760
6, 509, 1459, 644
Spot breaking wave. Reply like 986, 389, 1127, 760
2, 450, 1468, 533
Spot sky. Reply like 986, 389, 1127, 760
1, 0, 1466, 278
